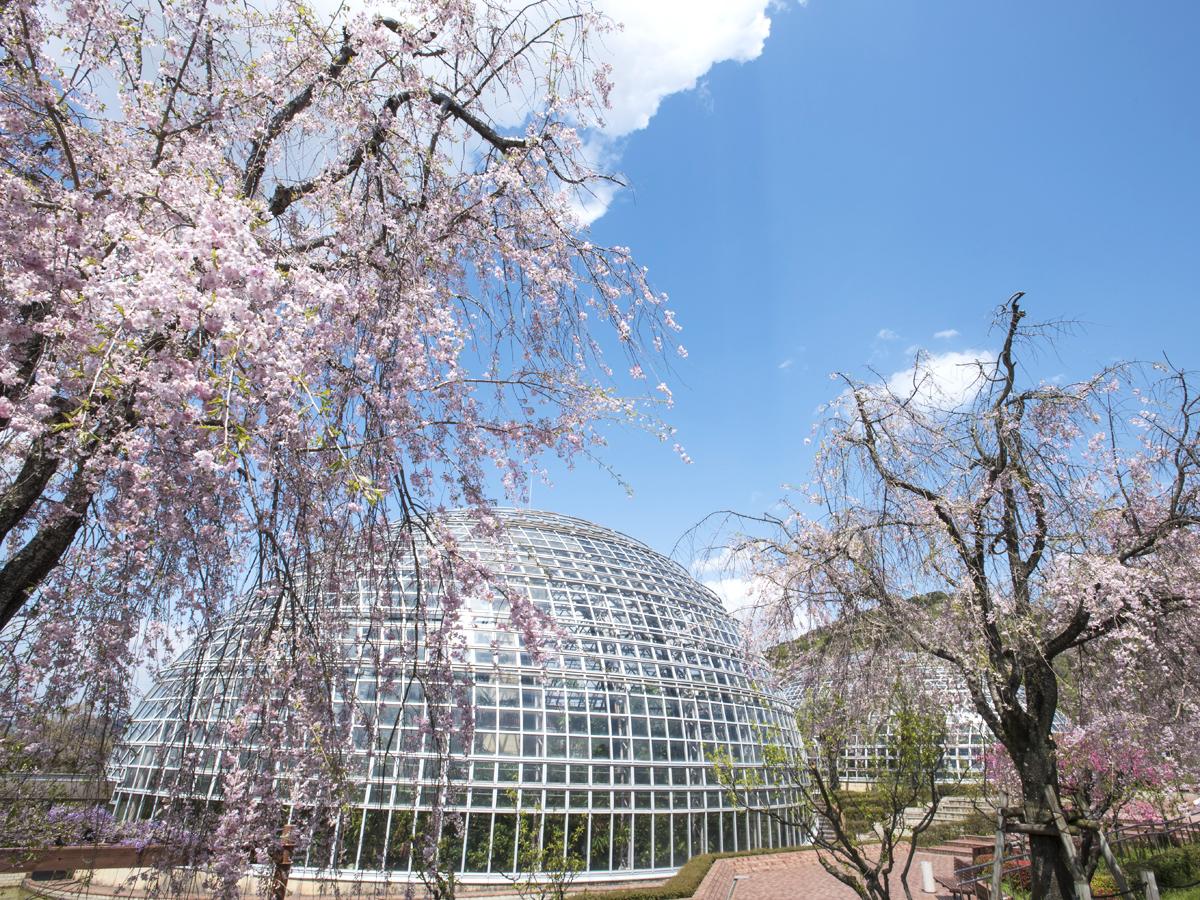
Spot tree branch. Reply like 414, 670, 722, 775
0, 458, 94, 632
265, 88, 529, 218
242, 30, 357, 199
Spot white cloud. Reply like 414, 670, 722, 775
703, 573, 811, 651
692, 551, 769, 629
692, 550, 758, 613
703, 575, 759, 613
318, 1, 784, 222
885, 348, 996, 411
572, 178, 624, 226
778, 358, 794, 370
933, 328, 960, 340
564, 0, 781, 218
690, 546, 735, 579
593, 0, 774, 136
876, 328, 899, 341
486, 1, 784, 220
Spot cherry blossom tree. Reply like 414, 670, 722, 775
719, 297, 1200, 899
985, 723, 1177, 881
984, 636, 1193, 881
0, 0, 680, 884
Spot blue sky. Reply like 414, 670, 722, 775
526, 1, 1200, 569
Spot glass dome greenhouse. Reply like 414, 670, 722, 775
110, 510, 805, 885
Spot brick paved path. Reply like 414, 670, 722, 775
19, 852, 967, 899
691, 848, 961, 900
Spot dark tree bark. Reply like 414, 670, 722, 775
0, 457, 93, 632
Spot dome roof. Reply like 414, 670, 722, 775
443, 508, 745, 659
111, 509, 804, 884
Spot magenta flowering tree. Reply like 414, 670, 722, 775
720, 298, 1200, 899
0, 0, 681, 885
1052, 731, 1175, 828
985, 724, 1177, 879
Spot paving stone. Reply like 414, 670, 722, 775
691, 847, 963, 899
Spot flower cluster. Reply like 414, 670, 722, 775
0, 0, 680, 887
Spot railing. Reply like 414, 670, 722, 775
1109, 814, 1200, 861
0, 825, 297, 900
952, 848, 1030, 891
0, 773, 113, 803
945, 812, 1200, 900
0, 844, 168, 875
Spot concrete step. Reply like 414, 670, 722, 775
901, 796, 1000, 829
902, 813, 979, 829
903, 810, 980, 824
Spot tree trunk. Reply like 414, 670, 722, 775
1008, 748, 1075, 900
1026, 830, 1076, 900
1015, 736, 1078, 898
1003, 654, 1080, 898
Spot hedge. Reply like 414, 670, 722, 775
571, 845, 812, 900
836, 791, 888, 837
913, 812, 995, 848
1140, 844, 1200, 890
834, 787, 983, 839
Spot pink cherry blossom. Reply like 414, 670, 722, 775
0, 0, 676, 887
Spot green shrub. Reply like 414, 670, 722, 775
836, 790, 888, 836
833, 787, 987, 840
1141, 845, 1200, 889
913, 821, 960, 847
936, 782, 984, 799
571, 845, 810, 900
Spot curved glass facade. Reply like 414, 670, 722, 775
111, 510, 805, 882
784, 657, 991, 785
